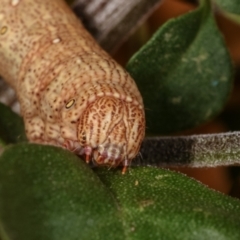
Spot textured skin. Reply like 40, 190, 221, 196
0, 0, 145, 171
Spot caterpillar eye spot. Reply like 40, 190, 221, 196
52, 37, 61, 44
65, 99, 75, 109
0, 26, 7, 35
11, 0, 20, 6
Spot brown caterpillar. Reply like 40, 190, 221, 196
0, 0, 145, 173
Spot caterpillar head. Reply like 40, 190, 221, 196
77, 96, 145, 173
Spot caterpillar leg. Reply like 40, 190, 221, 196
84, 146, 92, 164
122, 159, 129, 174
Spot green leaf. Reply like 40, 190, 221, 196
1, 143, 240, 239
0, 103, 26, 144
126, 0, 233, 134
214, 0, 240, 24
0, 144, 122, 240
96, 167, 240, 239
214, 0, 240, 15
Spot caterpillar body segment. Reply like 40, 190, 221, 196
0, 0, 145, 172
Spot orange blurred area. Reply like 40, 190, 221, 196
216, 12, 240, 65
114, 0, 240, 198
169, 166, 232, 194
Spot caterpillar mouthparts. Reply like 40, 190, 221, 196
77, 96, 145, 173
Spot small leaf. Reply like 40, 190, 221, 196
127, 0, 233, 134
0, 144, 122, 240
214, 0, 240, 24
0, 102, 26, 144
214, 0, 240, 15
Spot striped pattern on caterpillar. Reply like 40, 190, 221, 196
0, 0, 145, 173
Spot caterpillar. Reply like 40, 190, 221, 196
0, 0, 145, 173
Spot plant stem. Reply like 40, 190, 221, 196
137, 132, 240, 167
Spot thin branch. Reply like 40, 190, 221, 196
136, 132, 240, 167
71, 0, 163, 53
